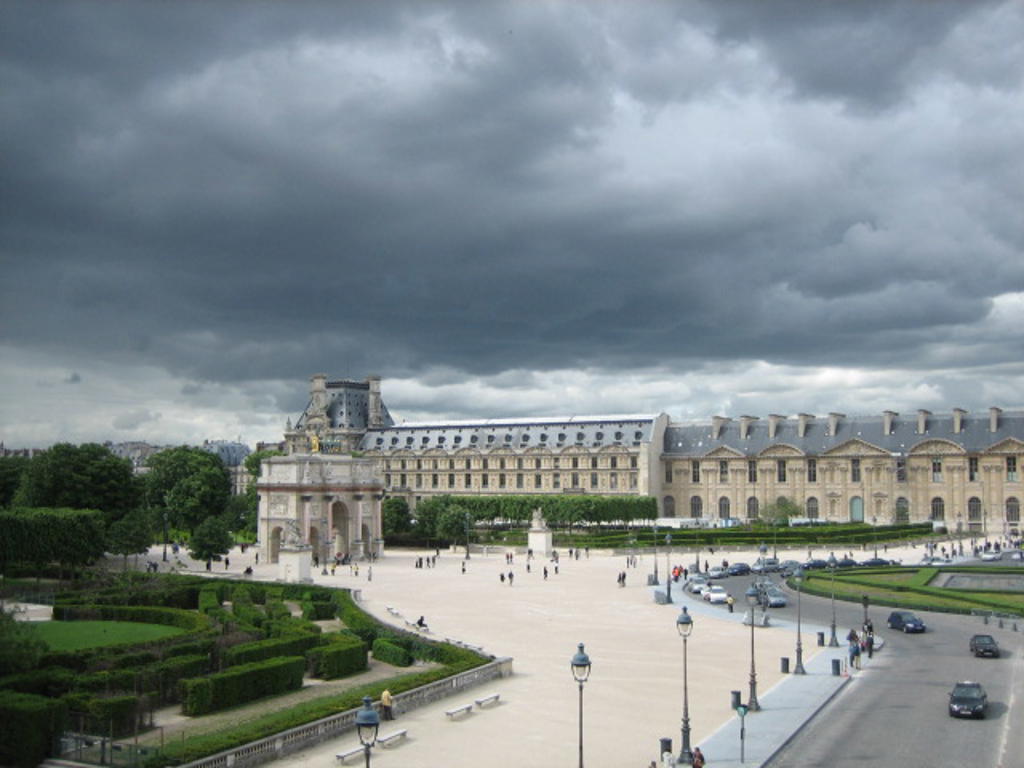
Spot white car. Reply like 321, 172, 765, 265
980, 551, 1002, 562
707, 565, 727, 579
703, 585, 729, 604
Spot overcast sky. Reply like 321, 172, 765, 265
2, 1, 1023, 449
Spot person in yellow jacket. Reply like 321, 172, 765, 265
381, 689, 394, 720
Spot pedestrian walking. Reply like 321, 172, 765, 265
381, 689, 394, 720
693, 746, 706, 768
224, 557, 230, 570
461, 561, 466, 574
543, 566, 548, 580
508, 571, 514, 586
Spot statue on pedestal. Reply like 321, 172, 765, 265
531, 507, 548, 532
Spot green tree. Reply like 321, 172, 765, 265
243, 448, 282, 478
106, 507, 155, 570
435, 503, 472, 555
761, 496, 802, 527
0, 609, 46, 676
412, 496, 446, 539
382, 498, 412, 537
12, 444, 137, 523
0, 456, 30, 509
145, 447, 231, 536
188, 516, 233, 568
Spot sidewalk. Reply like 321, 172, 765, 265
662, 589, 858, 768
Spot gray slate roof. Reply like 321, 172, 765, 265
664, 411, 1024, 457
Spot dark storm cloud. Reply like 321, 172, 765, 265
2, 0, 1023, 400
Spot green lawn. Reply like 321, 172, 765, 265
28, 620, 185, 651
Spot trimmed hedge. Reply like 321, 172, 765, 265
54, 604, 211, 632
224, 633, 322, 667
88, 694, 139, 737
0, 690, 68, 768
306, 635, 367, 679
0, 667, 76, 697
181, 656, 306, 715
372, 638, 411, 667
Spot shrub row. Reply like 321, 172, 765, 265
225, 633, 322, 667
54, 604, 211, 632
371, 638, 411, 667
181, 656, 306, 716
306, 634, 368, 679
0, 690, 68, 768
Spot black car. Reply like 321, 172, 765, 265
860, 557, 892, 567
948, 681, 988, 718
969, 634, 1000, 658
803, 559, 829, 570
887, 610, 926, 633
836, 557, 859, 568
727, 562, 751, 576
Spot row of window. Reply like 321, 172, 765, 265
389, 455, 638, 471
376, 430, 646, 448
669, 495, 1021, 523
672, 457, 1021, 485
385, 472, 640, 491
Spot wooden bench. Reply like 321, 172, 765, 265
336, 745, 364, 763
445, 703, 473, 719
475, 693, 500, 708
378, 729, 408, 747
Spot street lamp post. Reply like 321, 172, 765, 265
744, 584, 761, 711
792, 567, 806, 674
666, 533, 673, 603
676, 607, 695, 765
355, 696, 380, 768
758, 541, 767, 572
827, 553, 839, 647
570, 643, 591, 768
652, 525, 660, 585
862, 594, 870, 630
464, 512, 471, 560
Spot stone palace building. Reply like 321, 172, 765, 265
257, 374, 1023, 561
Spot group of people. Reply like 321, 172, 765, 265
847, 618, 876, 669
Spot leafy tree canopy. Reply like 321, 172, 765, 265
0, 609, 47, 676
12, 443, 138, 522
382, 497, 412, 537
243, 448, 282, 478
435, 503, 472, 544
188, 516, 234, 564
0, 456, 30, 509
107, 507, 156, 569
761, 496, 802, 526
145, 447, 230, 533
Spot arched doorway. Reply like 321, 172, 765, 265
309, 526, 321, 562
269, 526, 283, 564
330, 501, 351, 560
361, 523, 372, 557
663, 496, 676, 518
849, 496, 864, 523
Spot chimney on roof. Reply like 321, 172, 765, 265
367, 375, 383, 428
768, 414, 784, 440
917, 409, 931, 435
739, 415, 757, 440
828, 412, 845, 437
990, 407, 1002, 433
952, 408, 966, 434
711, 416, 729, 441
883, 411, 897, 435
797, 413, 813, 438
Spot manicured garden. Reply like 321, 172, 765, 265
0, 571, 490, 768
798, 565, 1024, 617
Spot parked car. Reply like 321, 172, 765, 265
835, 557, 859, 568
751, 557, 780, 573
703, 585, 729, 604
969, 634, 1000, 658
778, 560, 802, 576
979, 551, 1002, 562
803, 558, 829, 570
948, 681, 988, 718
727, 562, 751, 576
707, 565, 728, 579
887, 610, 926, 633
860, 557, 893, 567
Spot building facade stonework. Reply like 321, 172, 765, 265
267, 375, 1023, 540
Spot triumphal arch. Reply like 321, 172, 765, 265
256, 453, 384, 565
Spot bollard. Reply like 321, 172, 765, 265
832, 658, 841, 676
781, 656, 790, 674
1014, 622, 1018, 632
983, 614, 989, 625
817, 631, 825, 646
999, 618, 1004, 628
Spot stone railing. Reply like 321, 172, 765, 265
177, 657, 513, 768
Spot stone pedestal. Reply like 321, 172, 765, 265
528, 527, 553, 558
278, 546, 313, 583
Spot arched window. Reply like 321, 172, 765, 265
930, 497, 945, 521
746, 497, 759, 519
1007, 497, 1021, 523
663, 496, 676, 518
895, 497, 910, 523
807, 497, 819, 519
718, 496, 731, 519
968, 497, 982, 521
690, 495, 703, 518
